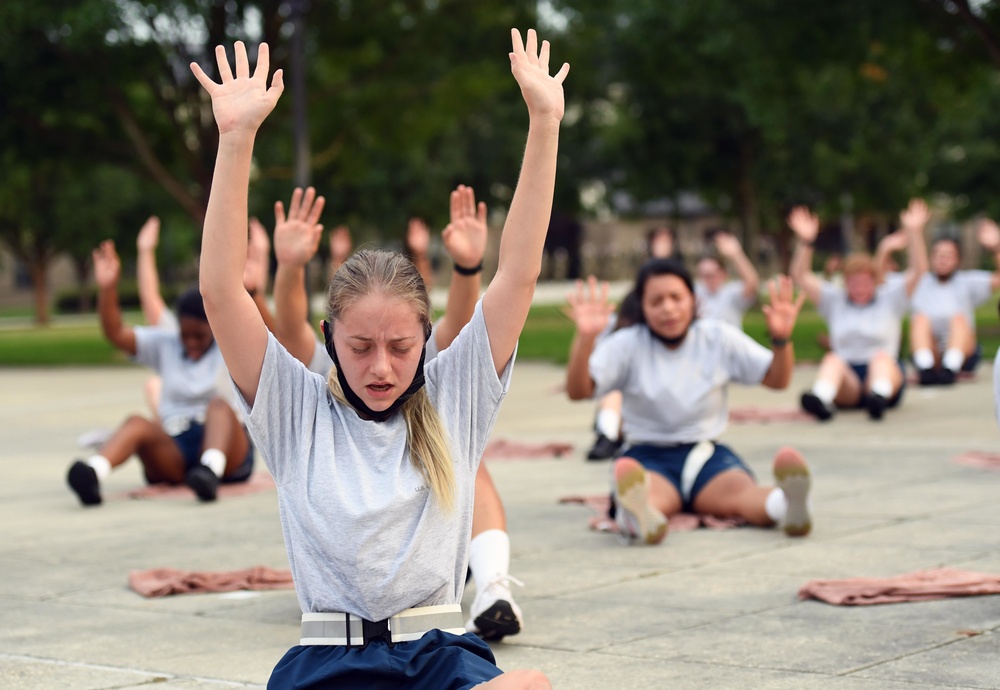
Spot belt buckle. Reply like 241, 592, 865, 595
362, 618, 394, 648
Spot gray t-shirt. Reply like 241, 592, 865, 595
911, 271, 993, 343
156, 308, 179, 333
695, 281, 755, 328
589, 319, 773, 445
133, 327, 227, 435
306, 322, 442, 377
817, 280, 909, 364
234, 301, 513, 620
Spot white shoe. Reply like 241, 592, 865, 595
465, 575, 524, 641
614, 463, 668, 545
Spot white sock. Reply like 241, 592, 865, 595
942, 348, 964, 372
812, 380, 836, 405
764, 488, 787, 523
86, 454, 111, 481
913, 349, 934, 370
199, 448, 226, 478
595, 409, 621, 440
870, 378, 893, 399
469, 529, 510, 595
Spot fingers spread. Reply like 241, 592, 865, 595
189, 61, 217, 93
253, 42, 270, 81
526, 29, 538, 64
234, 41, 249, 80
274, 200, 286, 226
215, 44, 233, 83
511, 28, 525, 56
539, 40, 550, 72
554, 62, 570, 84
307, 196, 326, 226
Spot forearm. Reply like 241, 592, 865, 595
790, 244, 821, 302
413, 255, 434, 291
728, 249, 759, 297
251, 289, 277, 333
435, 272, 481, 351
273, 263, 317, 363
905, 230, 929, 295
761, 343, 794, 389
98, 284, 135, 354
136, 250, 167, 325
566, 331, 597, 400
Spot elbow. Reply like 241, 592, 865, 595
566, 380, 593, 401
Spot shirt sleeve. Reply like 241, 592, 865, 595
231, 332, 327, 486
590, 327, 637, 398
816, 281, 842, 321
425, 300, 514, 472
728, 281, 756, 310
717, 322, 774, 385
963, 271, 994, 307
156, 308, 179, 333
132, 326, 174, 371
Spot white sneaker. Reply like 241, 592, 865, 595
614, 463, 668, 545
465, 575, 524, 641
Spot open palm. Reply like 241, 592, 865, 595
92, 240, 121, 289
762, 276, 805, 341
566, 276, 614, 337
510, 29, 570, 121
442, 185, 488, 269
190, 42, 283, 135
274, 187, 325, 267
787, 207, 819, 244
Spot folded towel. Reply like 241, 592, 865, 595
798, 567, 1000, 606
129, 565, 294, 598
483, 439, 573, 460
111, 472, 276, 501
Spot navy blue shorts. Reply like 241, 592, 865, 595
267, 630, 503, 690
846, 360, 906, 409
149, 422, 254, 484
621, 442, 753, 512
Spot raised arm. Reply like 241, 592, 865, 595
407, 218, 435, 290
874, 230, 909, 279
565, 276, 614, 400
481, 28, 570, 375
977, 219, 1000, 291
272, 187, 326, 365
136, 216, 169, 326
787, 206, 823, 305
328, 224, 352, 282
93, 240, 137, 355
434, 184, 489, 351
899, 198, 929, 297
760, 276, 805, 390
244, 217, 278, 333
714, 231, 759, 301
190, 42, 284, 404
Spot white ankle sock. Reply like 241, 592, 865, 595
812, 380, 836, 405
86, 454, 111, 481
199, 448, 226, 478
913, 349, 934, 370
764, 488, 787, 523
870, 378, 893, 399
942, 348, 964, 372
469, 529, 510, 595
595, 409, 621, 440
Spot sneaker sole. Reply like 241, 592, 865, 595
800, 393, 833, 421
615, 466, 668, 545
67, 463, 102, 506
775, 465, 811, 537
184, 472, 218, 502
473, 600, 521, 641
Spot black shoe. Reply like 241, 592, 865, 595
67, 460, 102, 506
586, 433, 622, 461
917, 367, 939, 386
937, 368, 957, 385
184, 465, 220, 502
800, 392, 834, 421
866, 393, 888, 421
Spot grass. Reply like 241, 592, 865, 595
3, 300, 1000, 367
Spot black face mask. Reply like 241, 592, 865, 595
648, 325, 688, 348
322, 320, 429, 423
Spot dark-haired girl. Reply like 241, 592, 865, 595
66, 240, 253, 506
565, 261, 812, 545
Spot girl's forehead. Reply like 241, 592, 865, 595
645, 274, 691, 294
337, 294, 423, 330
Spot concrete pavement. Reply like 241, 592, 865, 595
2, 361, 1000, 688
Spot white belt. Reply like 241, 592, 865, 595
300, 604, 465, 646
679, 441, 715, 504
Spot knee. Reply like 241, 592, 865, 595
819, 352, 843, 368
774, 446, 804, 464
122, 414, 150, 430
506, 670, 551, 690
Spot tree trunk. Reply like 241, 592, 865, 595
30, 256, 50, 325
73, 256, 92, 313
736, 139, 760, 261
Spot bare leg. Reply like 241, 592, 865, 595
201, 398, 250, 477
909, 313, 938, 363
477, 669, 551, 690
98, 415, 186, 481
143, 376, 163, 420
864, 351, 904, 398
946, 314, 976, 359
692, 469, 772, 525
472, 462, 507, 537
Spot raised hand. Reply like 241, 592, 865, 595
243, 217, 272, 293
649, 228, 673, 259
510, 28, 570, 122
329, 225, 352, 266
407, 218, 431, 258
273, 187, 325, 268
877, 230, 909, 255
978, 219, 1000, 252
787, 206, 819, 244
565, 275, 615, 337
92, 240, 121, 290
136, 216, 160, 253
900, 198, 931, 231
713, 232, 743, 259
762, 275, 805, 341
442, 185, 488, 269
189, 42, 284, 136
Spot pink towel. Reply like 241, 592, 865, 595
951, 451, 1000, 472
728, 407, 813, 424
798, 567, 1000, 605
129, 566, 294, 597
110, 472, 276, 501
558, 494, 746, 533
483, 439, 574, 461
